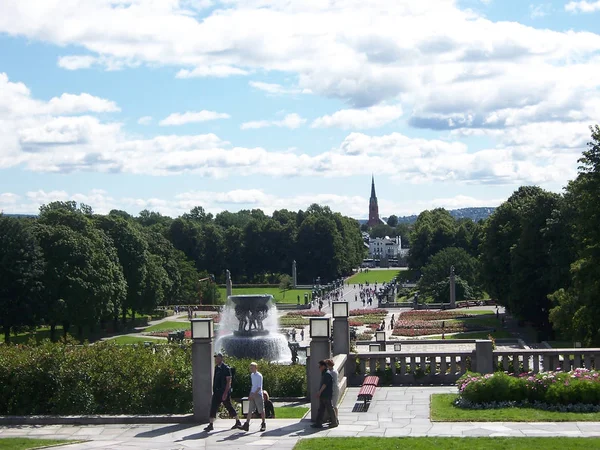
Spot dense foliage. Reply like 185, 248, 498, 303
0, 202, 363, 343
0, 342, 307, 415
458, 370, 600, 406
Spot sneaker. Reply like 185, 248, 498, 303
260, 422, 266, 432
329, 423, 339, 428
231, 420, 242, 430
311, 424, 324, 429
203, 424, 214, 432
240, 422, 249, 432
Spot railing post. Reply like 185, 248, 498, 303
475, 340, 494, 374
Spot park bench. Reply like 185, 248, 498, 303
167, 330, 185, 343
357, 375, 379, 407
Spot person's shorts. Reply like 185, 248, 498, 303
249, 393, 265, 414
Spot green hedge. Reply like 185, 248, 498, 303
0, 342, 306, 415
227, 358, 306, 398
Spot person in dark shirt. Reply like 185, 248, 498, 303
204, 353, 242, 432
311, 360, 338, 429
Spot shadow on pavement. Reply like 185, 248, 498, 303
135, 423, 198, 438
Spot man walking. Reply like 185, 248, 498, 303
204, 353, 242, 432
311, 360, 339, 429
240, 362, 266, 432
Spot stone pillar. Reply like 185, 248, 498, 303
449, 265, 456, 309
292, 260, 297, 288
192, 337, 214, 423
475, 340, 494, 374
332, 317, 350, 357
309, 337, 331, 421
226, 269, 233, 298
305, 354, 311, 398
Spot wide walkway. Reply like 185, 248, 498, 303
4, 387, 600, 449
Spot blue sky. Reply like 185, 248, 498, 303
1, 0, 599, 218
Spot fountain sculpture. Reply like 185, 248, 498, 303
215, 294, 292, 362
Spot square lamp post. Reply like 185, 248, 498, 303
375, 330, 386, 342
241, 397, 250, 418
190, 317, 214, 423
332, 301, 349, 319
191, 318, 213, 340
310, 317, 331, 338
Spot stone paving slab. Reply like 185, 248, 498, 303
4, 387, 600, 448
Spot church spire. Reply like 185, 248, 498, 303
367, 175, 380, 227
370, 174, 376, 199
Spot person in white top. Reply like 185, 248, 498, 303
241, 362, 266, 432
326, 359, 340, 422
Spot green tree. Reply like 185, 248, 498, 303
279, 274, 293, 298
95, 215, 149, 324
408, 208, 456, 269
549, 125, 600, 344
0, 216, 45, 343
386, 214, 398, 227
37, 203, 126, 340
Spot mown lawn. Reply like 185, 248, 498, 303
348, 270, 401, 284
0, 438, 78, 450
431, 394, 600, 422
274, 406, 309, 418
109, 336, 166, 344
293, 437, 600, 450
218, 287, 314, 304
144, 321, 190, 332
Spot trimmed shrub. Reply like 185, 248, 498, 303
0, 342, 307, 415
458, 369, 600, 406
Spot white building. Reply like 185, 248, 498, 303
368, 236, 408, 259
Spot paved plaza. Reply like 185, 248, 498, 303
3, 387, 600, 449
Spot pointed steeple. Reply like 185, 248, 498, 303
370, 174, 377, 199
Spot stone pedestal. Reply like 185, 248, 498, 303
449, 266, 456, 309
309, 337, 331, 421
332, 318, 350, 357
192, 338, 214, 423
475, 340, 494, 374
292, 260, 297, 288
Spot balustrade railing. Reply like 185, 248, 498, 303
348, 350, 474, 385
493, 349, 600, 373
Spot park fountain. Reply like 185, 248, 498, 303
215, 294, 292, 362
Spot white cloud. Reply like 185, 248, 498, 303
0, 188, 502, 219
57, 55, 97, 70
159, 110, 231, 126
565, 1, 600, 12
529, 4, 550, 18
137, 116, 152, 125
241, 113, 306, 130
176, 66, 249, 78
1, 0, 599, 113
0, 73, 589, 187
311, 105, 403, 129
248, 81, 303, 95
46, 93, 120, 115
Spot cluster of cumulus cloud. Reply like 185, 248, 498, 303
1, 0, 600, 213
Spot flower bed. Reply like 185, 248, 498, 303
285, 310, 326, 317
392, 319, 486, 336
457, 369, 600, 407
278, 316, 309, 326
350, 308, 387, 316
399, 310, 475, 321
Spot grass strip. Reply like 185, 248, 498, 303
431, 393, 600, 422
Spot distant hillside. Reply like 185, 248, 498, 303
364, 207, 495, 225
